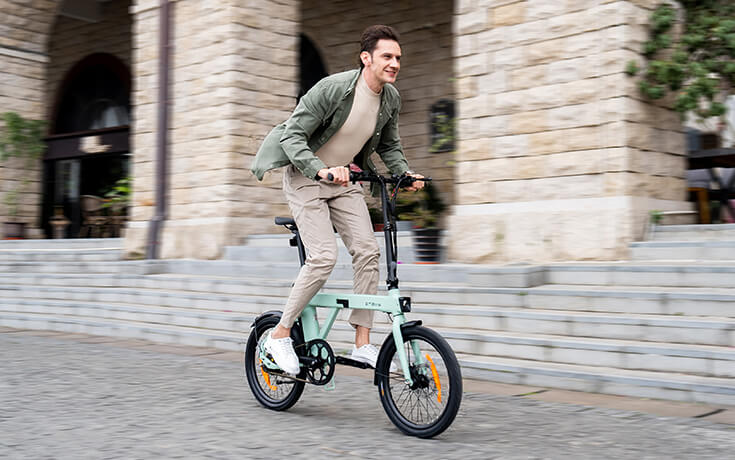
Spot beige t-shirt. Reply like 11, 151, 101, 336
315, 72, 381, 167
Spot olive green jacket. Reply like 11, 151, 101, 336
251, 69, 409, 181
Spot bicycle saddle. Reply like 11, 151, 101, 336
275, 216, 295, 226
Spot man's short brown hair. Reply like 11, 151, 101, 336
359, 25, 400, 69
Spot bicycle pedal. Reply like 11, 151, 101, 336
259, 349, 281, 370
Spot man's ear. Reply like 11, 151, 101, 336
360, 51, 371, 67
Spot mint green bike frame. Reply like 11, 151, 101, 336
299, 290, 418, 385
284, 172, 430, 386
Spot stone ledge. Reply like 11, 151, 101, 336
0, 45, 49, 63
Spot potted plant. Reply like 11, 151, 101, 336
368, 204, 384, 231
398, 182, 446, 263
394, 191, 420, 231
0, 112, 45, 239
102, 176, 131, 237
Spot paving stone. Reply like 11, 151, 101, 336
2, 332, 735, 459
704, 409, 735, 425
526, 389, 726, 419
138, 344, 227, 357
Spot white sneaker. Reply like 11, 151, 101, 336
265, 332, 300, 375
351, 344, 397, 372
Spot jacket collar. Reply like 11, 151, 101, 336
342, 69, 361, 99
343, 68, 396, 105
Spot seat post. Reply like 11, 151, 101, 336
276, 217, 307, 267
293, 230, 306, 267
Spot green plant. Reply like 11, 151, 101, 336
429, 99, 456, 171
0, 112, 45, 218
628, 2, 735, 122
397, 183, 446, 229
102, 176, 131, 210
650, 209, 664, 224
430, 112, 455, 155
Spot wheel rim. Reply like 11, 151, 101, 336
385, 336, 452, 428
250, 326, 299, 403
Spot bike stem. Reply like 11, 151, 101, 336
378, 176, 400, 290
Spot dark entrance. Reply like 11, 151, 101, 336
43, 53, 131, 238
299, 34, 328, 101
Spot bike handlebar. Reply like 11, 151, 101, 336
325, 171, 431, 185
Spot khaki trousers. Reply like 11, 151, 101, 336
279, 165, 380, 329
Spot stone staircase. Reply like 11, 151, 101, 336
0, 227, 734, 405
631, 223, 735, 260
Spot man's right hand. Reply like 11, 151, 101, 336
318, 166, 350, 186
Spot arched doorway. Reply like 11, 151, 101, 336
42, 53, 131, 238
299, 34, 328, 101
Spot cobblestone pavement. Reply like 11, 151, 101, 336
2, 331, 734, 460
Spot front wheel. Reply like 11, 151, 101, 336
244, 315, 306, 411
376, 325, 462, 438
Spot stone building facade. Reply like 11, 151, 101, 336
0, 0, 690, 263
1, 0, 54, 237
449, 0, 688, 262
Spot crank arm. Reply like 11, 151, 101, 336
298, 356, 318, 366
335, 355, 373, 369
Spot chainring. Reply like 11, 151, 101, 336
304, 339, 336, 385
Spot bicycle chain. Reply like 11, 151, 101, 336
260, 339, 402, 383
259, 358, 401, 383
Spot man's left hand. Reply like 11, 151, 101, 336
405, 172, 425, 192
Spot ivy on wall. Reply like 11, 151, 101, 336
627, 1, 735, 120
0, 112, 45, 217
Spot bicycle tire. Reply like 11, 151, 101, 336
376, 325, 462, 438
244, 316, 306, 411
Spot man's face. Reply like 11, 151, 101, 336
362, 39, 401, 87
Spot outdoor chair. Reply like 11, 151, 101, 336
78, 195, 109, 238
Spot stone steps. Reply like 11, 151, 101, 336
0, 260, 155, 275
2, 271, 734, 318
5, 296, 730, 376
630, 241, 735, 261
160, 260, 545, 288
1, 234, 734, 403
5, 258, 735, 289
0, 248, 123, 262
228, 231, 418, 263
442, 328, 735, 378
650, 224, 735, 242
3, 253, 734, 289
0, 259, 546, 288
545, 262, 735, 288
0, 238, 123, 249
3, 300, 733, 379
2, 288, 732, 344
2, 310, 733, 405
457, 354, 735, 406
633, 223, 735, 261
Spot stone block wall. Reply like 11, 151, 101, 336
449, 0, 690, 262
301, 0, 455, 205
125, 0, 299, 258
0, 0, 58, 237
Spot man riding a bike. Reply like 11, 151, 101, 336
251, 25, 424, 375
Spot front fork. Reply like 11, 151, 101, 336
391, 315, 425, 387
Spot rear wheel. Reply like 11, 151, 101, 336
244, 315, 305, 411
376, 325, 462, 438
